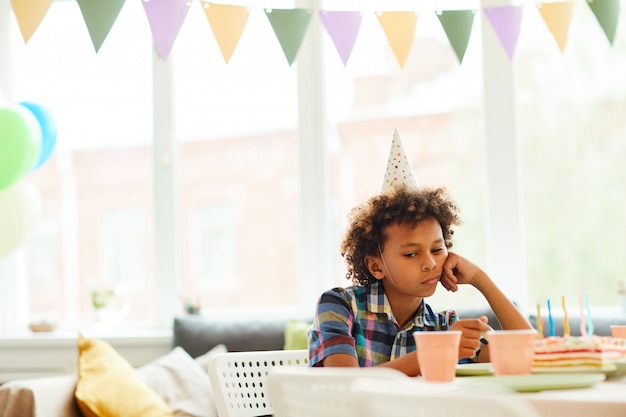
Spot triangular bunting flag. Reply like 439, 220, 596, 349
586, 0, 620, 45
10, 0, 54, 43
142, 0, 191, 61
203, 3, 250, 64
436, 10, 476, 64
376, 11, 418, 68
318, 11, 363, 66
264, 9, 312, 66
537, 1, 574, 52
483, 6, 524, 60
76, 0, 126, 52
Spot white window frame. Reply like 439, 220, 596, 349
480, 0, 528, 311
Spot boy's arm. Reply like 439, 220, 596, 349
441, 252, 532, 331
472, 269, 533, 331
321, 352, 421, 377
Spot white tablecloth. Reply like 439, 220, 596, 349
524, 378, 626, 417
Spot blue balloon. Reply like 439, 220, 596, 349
19, 101, 57, 170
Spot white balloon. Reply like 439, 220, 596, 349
0, 180, 42, 258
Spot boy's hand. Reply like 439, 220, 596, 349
440, 252, 482, 292
450, 316, 492, 359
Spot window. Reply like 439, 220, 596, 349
0, 256, 17, 330
517, 2, 626, 308
100, 209, 146, 287
2, 0, 154, 329
197, 205, 238, 290
174, 5, 302, 314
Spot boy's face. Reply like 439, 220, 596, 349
376, 218, 448, 298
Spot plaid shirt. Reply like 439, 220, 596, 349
308, 280, 453, 367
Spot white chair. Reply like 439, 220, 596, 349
350, 377, 542, 417
207, 349, 309, 417
266, 366, 408, 417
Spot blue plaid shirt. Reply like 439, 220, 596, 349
308, 280, 457, 367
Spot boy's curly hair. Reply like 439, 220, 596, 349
341, 186, 461, 286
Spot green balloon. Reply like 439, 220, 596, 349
0, 105, 42, 190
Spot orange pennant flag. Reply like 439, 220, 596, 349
537, 1, 574, 52
203, 3, 250, 64
10, 0, 55, 43
376, 11, 418, 68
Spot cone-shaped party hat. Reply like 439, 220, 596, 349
382, 128, 420, 192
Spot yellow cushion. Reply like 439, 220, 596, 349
74, 334, 173, 417
283, 319, 312, 350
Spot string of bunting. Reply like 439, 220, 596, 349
9, 0, 621, 66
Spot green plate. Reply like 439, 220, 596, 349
457, 362, 617, 377
457, 372, 606, 392
456, 363, 493, 376
612, 360, 626, 378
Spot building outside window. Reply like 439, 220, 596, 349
196, 205, 239, 291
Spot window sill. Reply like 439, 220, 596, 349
0, 327, 172, 347
0, 328, 173, 383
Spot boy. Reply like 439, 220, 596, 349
308, 131, 532, 376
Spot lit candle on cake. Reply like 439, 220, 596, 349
562, 295, 570, 337
547, 299, 555, 337
536, 303, 544, 339
585, 292, 594, 337
579, 292, 587, 337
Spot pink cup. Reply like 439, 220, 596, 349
414, 330, 461, 382
611, 325, 626, 339
486, 329, 537, 375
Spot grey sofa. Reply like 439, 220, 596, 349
169, 307, 626, 360
172, 316, 296, 358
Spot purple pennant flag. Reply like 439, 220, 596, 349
142, 0, 191, 61
483, 6, 523, 60
318, 11, 363, 66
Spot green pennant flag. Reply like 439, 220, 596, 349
76, 0, 127, 52
586, 0, 620, 45
436, 10, 476, 64
264, 9, 312, 66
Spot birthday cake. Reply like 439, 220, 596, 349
533, 336, 626, 372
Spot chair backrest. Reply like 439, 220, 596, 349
207, 349, 309, 417
266, 366, 408, 417
350, 377, 542, 417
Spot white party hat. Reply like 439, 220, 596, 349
382, 128, 420, 192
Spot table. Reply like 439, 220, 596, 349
379, 374, 626, 417
453, 362, 626, 416
452, 373, 626, 417
524, 377, 626, 417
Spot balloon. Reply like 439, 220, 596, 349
20, 101, 57, 170
0, 180, 42, 259
0, 105, 42, 189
